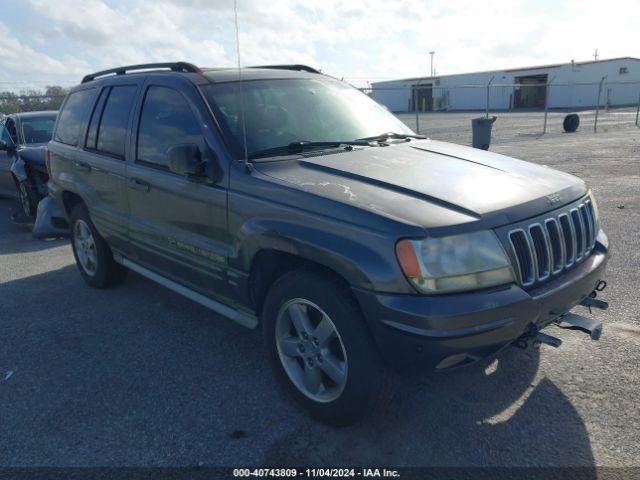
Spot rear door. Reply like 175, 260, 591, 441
126, 76, 231, 301
79, 80, 141, 253
49, 86, 98, 211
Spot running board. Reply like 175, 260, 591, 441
116, 255, 258, 329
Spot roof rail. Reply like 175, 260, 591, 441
249, 64, 321, 74
81, 62, 201, 84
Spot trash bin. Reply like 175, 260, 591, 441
472, 116, 497, 150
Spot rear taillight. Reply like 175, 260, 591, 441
44, 148, 52, 178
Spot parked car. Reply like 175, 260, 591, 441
47, 63, 609, 425
0, 111, 57, 217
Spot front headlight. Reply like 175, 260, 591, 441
396, 230, 516, 294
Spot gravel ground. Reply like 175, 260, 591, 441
0, 114, 639, 469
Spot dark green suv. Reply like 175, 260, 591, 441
48, 62, 609, 424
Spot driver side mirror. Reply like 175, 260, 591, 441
166, 143, 205, 177
166, 143, 222, 181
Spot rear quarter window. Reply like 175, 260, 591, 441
54, 89, 95, 146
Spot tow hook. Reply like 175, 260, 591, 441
580, 283, 608, 312
580, 296, 609, 311
533, 331, 563, 348
555, 313, 603, 340
514, 328, 563, 349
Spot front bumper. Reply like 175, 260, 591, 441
32, 195, 69, 239
354, 235, 609, 370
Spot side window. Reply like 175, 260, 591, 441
85, 88, 108, 150
54, 89, 95, 146
137, 86, 205, 168
86, 85, 137, 158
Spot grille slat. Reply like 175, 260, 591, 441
508, 229, 535, 286
508, 200, 597, 287
579, 204, 593, 252
559, 213, 575, 267
529, 224, 551, 281
571, 208, 585, 260
545, 218, 564, 273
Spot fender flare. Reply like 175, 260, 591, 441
233, 218, 411, 293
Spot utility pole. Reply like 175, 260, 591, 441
593, 48, 599, 61
429, 51, 435, 77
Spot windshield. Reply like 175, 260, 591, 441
21, 115, 56, 144
202, 77, 414, 158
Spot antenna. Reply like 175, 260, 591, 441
233, 0, 250, 170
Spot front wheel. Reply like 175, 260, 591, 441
263, 269, 388, 425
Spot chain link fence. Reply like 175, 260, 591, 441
358, 80, 640, 146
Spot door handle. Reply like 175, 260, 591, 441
128, 177, 150, 192
74, 161, 91, 173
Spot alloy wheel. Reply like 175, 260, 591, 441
275, 298, 348, 403
74, 219, 98, 276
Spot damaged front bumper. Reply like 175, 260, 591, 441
517, 283, 608, 349
32, 195, 69, 239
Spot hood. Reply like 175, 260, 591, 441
17, 145, 47, 167
254, 139, 586, 233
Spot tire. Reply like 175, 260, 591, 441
69, 203, 127, 288
563, 113, 580, 133
263, 269, 388, 426
16, 180, 39, 218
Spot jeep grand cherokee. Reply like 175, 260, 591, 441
47, 62, 609, 424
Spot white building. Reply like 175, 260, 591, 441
371, 57, 640, 112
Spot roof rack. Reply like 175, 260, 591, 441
249, 64, 321, 74
81, 62, 201, 84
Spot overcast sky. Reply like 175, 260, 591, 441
1, 0, 639, 90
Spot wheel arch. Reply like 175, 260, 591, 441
61, 190, 86, 217
248, 248, 356, 314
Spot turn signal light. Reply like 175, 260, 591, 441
395, 240, 422, 279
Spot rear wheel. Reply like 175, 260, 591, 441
263, 269, 387, 425
70, 204, 127, 288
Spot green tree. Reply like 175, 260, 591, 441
0, 85, 68, 114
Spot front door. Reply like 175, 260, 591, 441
126, 79, 230, 302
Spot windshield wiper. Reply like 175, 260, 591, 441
357, 132, 426, 142
248, 140, 371, 160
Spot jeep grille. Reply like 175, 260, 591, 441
508, 200, 597, 287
